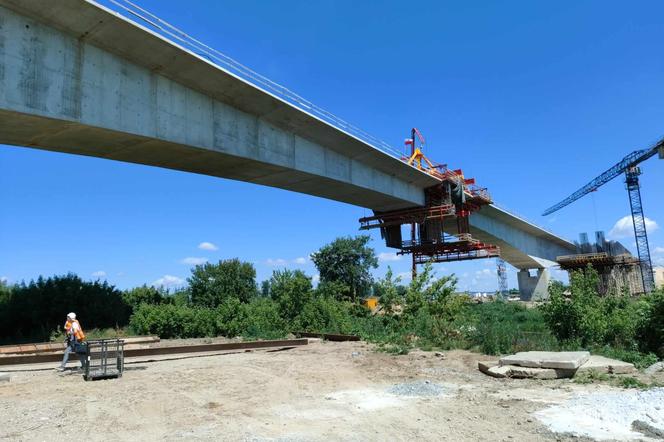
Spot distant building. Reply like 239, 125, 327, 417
655, 267, 664, 290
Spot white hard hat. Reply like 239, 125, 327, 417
67, 312, 76, 320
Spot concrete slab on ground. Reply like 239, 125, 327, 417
479, 361, 575, 379
499, 351, 590, 369
645, 362, 664, 375
506, 366, 575, 379
576, 355, 636, 375
0, 372, 9, 382
478, 361, 501, 377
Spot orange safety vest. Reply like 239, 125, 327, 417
64, 319, 86, 342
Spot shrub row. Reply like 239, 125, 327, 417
540, 267, 664, 359
127, 295, 356, 340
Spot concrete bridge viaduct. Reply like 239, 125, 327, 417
0, 0, 575, 299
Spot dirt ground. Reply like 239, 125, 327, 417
0, 340, 657, 441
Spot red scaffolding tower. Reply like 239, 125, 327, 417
359, 128, 499, 277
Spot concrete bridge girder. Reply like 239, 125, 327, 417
0, 0, 577, 300
0, 2, 428, 212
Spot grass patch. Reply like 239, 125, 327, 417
617, 376, 650, 389
593, 346, 659, 370
573, 370, 610, 384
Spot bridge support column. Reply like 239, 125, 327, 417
518, 268, 550, 301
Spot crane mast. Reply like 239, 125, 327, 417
542, 137, 664, 293
625, 166, 655, 291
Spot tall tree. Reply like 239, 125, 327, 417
0, 274, 130, 344
188, 259, 257, 307
311, 235, 378, 301
122, 285, 164, 311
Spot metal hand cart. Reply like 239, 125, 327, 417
83, 339, 124, 381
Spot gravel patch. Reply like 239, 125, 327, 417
388, 380, 446, 397
534, 387, 664, 440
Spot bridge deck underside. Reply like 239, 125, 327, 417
0, 109, 415, 211
443, 206, 576, 269
0, 0, 577, 269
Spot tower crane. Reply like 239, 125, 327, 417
542, 137, 664, 292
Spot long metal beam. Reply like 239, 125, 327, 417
294, 332, 360, 342
0, 338, 308, 366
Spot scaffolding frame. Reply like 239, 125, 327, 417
359, 128, 499, 274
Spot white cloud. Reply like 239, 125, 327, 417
266, 257, 310, 266
653, 246, 664, 254
152, 275, 185, 288
0, 276, 8, 284
609, 215, 658, 239
198, 242, 218, 251
378, 252, 402, 262
181, 257, 208, 266
91, 270, 107, 278
312, 274, 320, 285
266, 258, 288, 266
474, 268, 494, 278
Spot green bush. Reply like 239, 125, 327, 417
637, 290, 664, 357
540, 266, 664, 361
269, 269, 313, 321
188, 259, 257, 307
215, 297, 248, 337
467, 301, 558, 355
540, 266, 638, 348
129, 297, 287, 340
374, 267, 403, 315
296, 296, 353, 334
243, 298, 287, 339
129, 303, 217, 339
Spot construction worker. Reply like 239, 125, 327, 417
57, 312, 86, 372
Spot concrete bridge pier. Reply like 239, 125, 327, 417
517, 268, 550, 301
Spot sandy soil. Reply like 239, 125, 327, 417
0, 340, 657, 441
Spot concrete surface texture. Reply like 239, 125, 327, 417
655, 266, 664, 289
576, 355, 636, 375
517, 268, 550, 301
478, 361, 575, 379
0, 0, 575, 279
480, 355, 636, 378
644, 362, 664, 375
499, 351, 591, 370
0, 372, 9, 382
535, 388, 664, 440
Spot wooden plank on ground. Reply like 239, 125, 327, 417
0, 338, 308, 365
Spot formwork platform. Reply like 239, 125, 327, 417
557, 252, 644, 295
359, 134, 500, 272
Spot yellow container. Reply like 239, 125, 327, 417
362, 297, 378, 309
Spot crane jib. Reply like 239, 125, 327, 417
541, 138, 664, 216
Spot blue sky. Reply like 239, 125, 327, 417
1, 0, 663, 292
